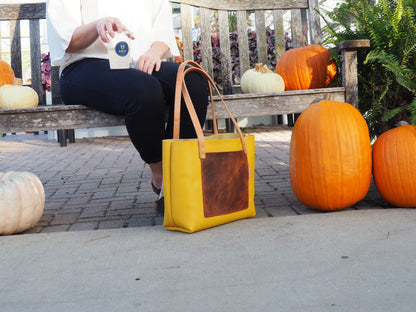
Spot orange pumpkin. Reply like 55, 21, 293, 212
275, 45, 337, 90
289, 100, 372, 211
373, 125, 416, 207
0, 60, 15, 87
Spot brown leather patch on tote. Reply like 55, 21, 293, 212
201, 150, 249, 218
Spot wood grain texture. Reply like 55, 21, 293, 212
236, 11, 250, 77
10, 20, 22, 79
29, 19, 43, 105
218, 10, 233, 94
0, 106, 125, 133
255, 11, 268, 66
0, 88, 345, 133
0, 3, 46, 20
200, 7, 214, 78
170, 0, 309, 10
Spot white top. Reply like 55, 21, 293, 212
46, 0, 180, 71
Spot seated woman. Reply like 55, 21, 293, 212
46, 0, 209, 214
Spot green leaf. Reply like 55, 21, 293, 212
381, 107, 404, 121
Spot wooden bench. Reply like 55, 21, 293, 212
0, 1, 369, 146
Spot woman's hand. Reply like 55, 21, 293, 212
66, 17, 135, 53
96, 17, 135, 43
136, 41, 169, 74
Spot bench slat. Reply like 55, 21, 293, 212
308, 0, 322, 44
273, 10, 285, 59
218, 10, 233, 94
236, 11, 250, 77
171, 0, 309, 10
212, 87, 345, 118
29, 19, 43, 105
10, 20, 22, 79
0, 88, 345, 133
290, 9, 304, 48
200, 7, 214, 78
0, 3, 46, 20
0, 106, 125, 133
50, 66, 62, 105
180, 4, 194, 62
255, 10, 268, 66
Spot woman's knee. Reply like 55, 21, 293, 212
125, 73, 165, 115
184, 70, 209, 111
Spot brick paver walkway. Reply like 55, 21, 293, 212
0, 126, 388, 234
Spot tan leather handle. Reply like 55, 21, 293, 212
173, 61, 217, 139
173, 60, 247, 159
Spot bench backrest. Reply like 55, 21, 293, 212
0, 2, 46, 104
0, 0, 322, 103
173, 0, 321, 94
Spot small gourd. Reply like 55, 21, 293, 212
0, 78, 39, 109
240, 63, 285, 93
0, 171, 45, 235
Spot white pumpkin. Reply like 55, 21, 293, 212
0, 79, 39, 109
0, 171, 45, 235
240, 63, 285, 93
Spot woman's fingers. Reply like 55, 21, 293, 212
137, 56, 161, 74
97, 17, 133, 43
154, 59, 161, 72
96, 19, 109, 42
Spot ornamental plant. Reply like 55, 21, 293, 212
41, 52, 51, 94
321, 0, 416, 139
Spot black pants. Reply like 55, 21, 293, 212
59, 59, 209, 163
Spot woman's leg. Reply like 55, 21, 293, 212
59, 58, 166, 167
151, 61, 209, 212
59, 59, 209, 197
152, 61, 209, 139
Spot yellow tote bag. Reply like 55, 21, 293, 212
163, 61, 256, 233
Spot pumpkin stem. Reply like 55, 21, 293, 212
261, 65, 270, 74
254, 63, 271, 74
254, 63, 263, 72
13, 78, 23, 86
396, 120, 410, 127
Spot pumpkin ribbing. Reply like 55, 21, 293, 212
240, 63, 285, 93
372, 125, 416, 207
0, 60, 15, 87
275, 45, 337, 90
0, 79, 39, 109
0, 171, 45, 235
289, 100, 372, 211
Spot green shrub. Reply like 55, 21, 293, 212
321, 0, 416, 138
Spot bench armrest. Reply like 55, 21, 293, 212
336, 39, 371, 108
337, 39, 371, 52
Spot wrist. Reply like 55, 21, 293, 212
150, 41, 169, 59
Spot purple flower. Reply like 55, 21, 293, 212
41, 52, 51, 94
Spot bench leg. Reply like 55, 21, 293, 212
67, 129, 75, 143
288, 114, 294, 127
204, 120, 213, 132
57, 130, 68, 147
225, 118, 234, 133
287, 114, 301, 127
272, 115, 284, 125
